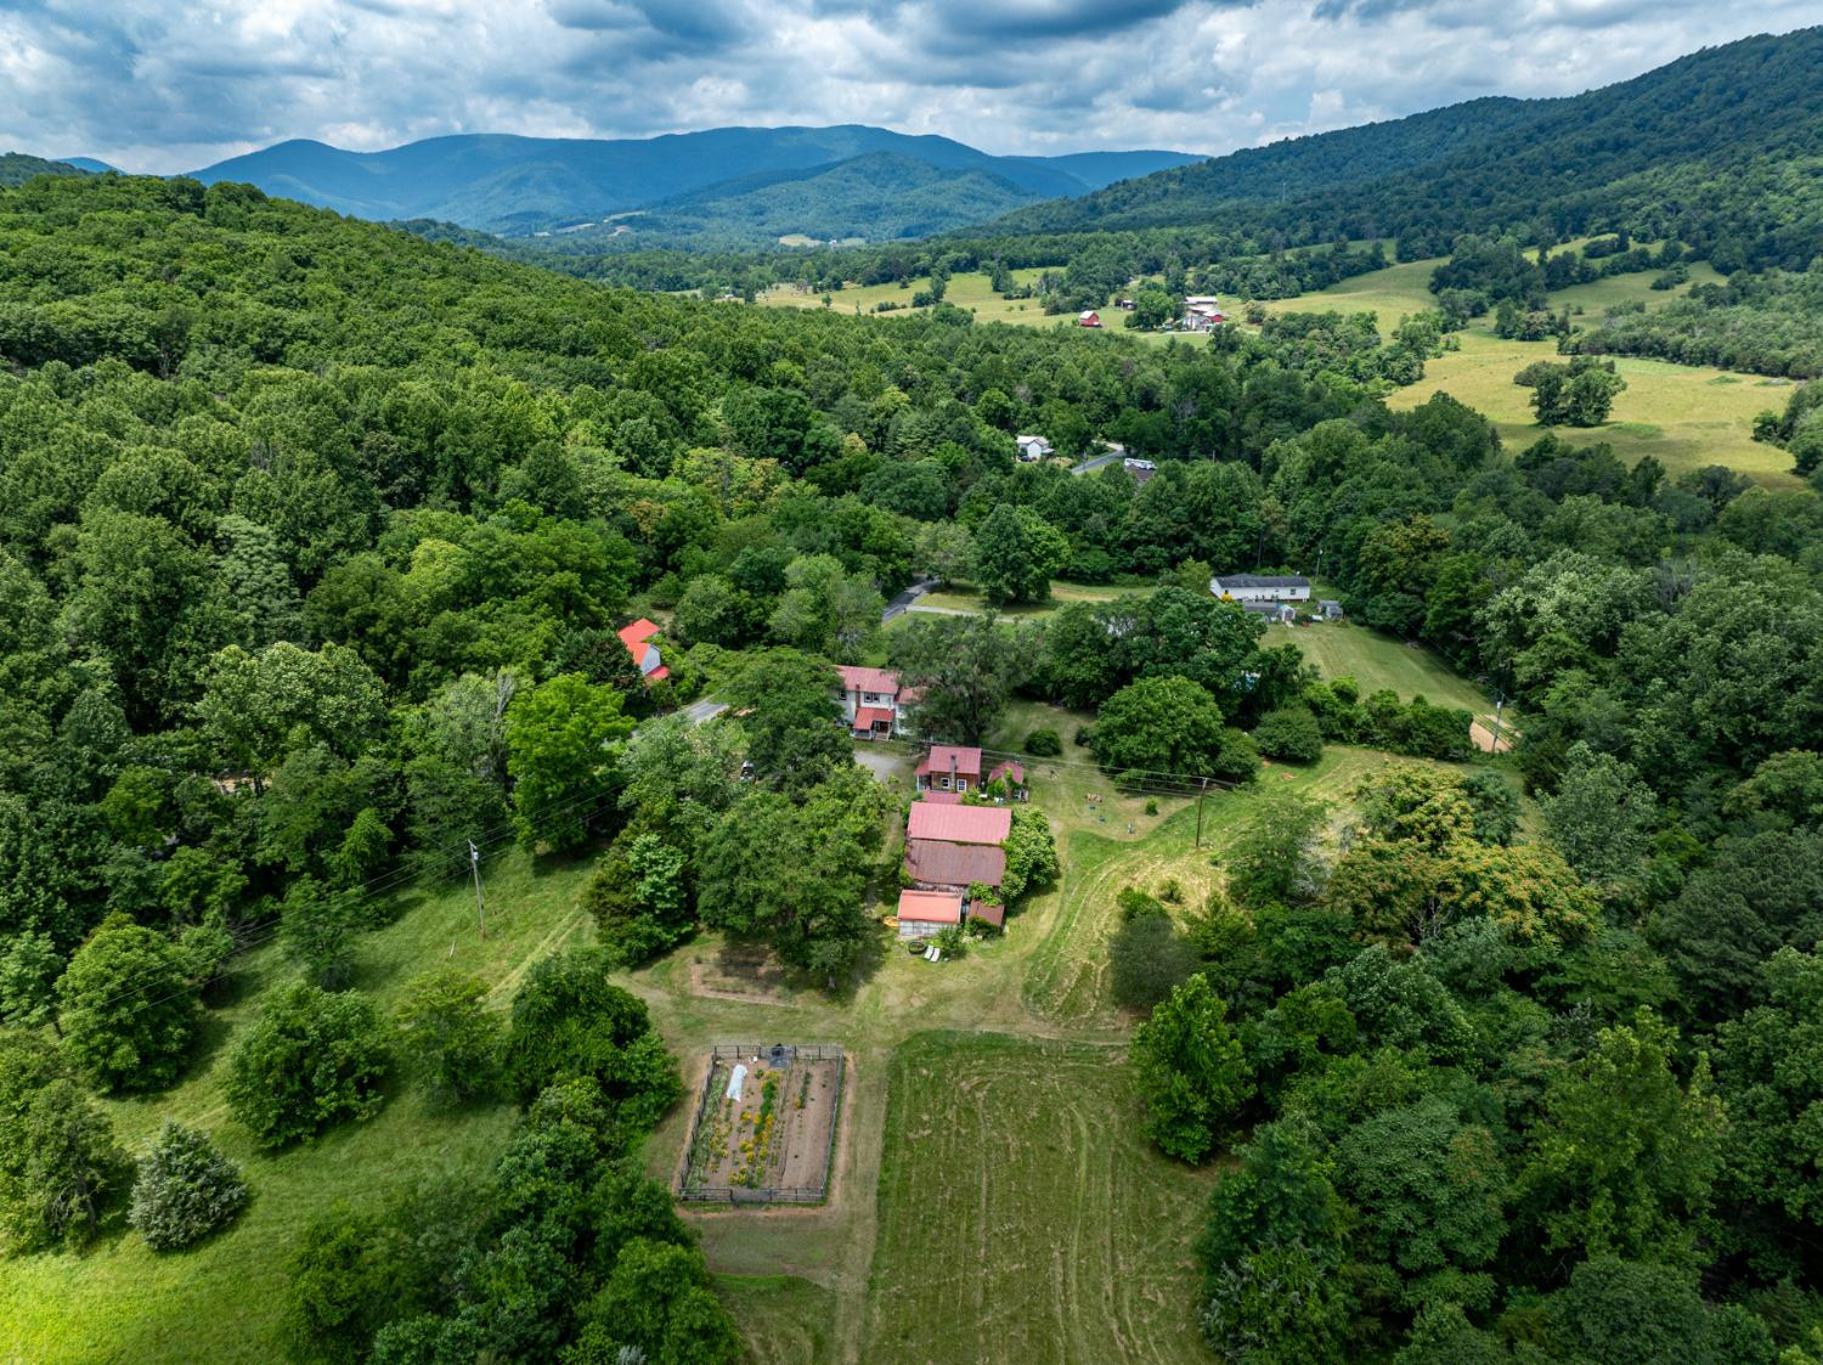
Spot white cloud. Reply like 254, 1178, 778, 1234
0, 0, 1813, 172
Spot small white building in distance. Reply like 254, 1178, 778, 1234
1016, 435, 1054, 462
1211, 573, 1311, 604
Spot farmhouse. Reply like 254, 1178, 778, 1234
916, 744, 983, 793
904, 801, 1012, 894
1210, 573, 1311, 604
617, 618, 669, 682
834, 664, 908, 738
1016, 434, 1054, 462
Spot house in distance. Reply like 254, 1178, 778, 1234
1015, 434, 1054, 462
617, 618, 669, 682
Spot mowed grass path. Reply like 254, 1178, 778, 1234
864, 1032, 1218, 1365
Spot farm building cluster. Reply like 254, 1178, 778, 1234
895, 744, 1027, 940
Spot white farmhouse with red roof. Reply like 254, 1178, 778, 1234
834, 664, 911, 738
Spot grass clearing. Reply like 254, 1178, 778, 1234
0, 848, 597, 1363
914, 579, 1147, 618
863, 1031, 1218, 1365
715, 1274, 839, 1364
1263, 620, 1509, 728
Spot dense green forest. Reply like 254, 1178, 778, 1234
1, 170, 1822, 1360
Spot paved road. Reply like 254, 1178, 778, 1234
1070, 452, 1124, 476
681, 699, 728, 725
882, 577, 937, 622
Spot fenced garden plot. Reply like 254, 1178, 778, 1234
679, 1044, 845, 1205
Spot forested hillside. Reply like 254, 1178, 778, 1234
0, 153, 87, 187
1, 172, 1822, 1360
992, 27, 1823, 267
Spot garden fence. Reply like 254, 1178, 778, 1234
676, 1044, 846, 1205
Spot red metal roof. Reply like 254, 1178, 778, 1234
905, 840, 1006, 888
617, 619, 660, 648
854, 706, 895, 730
897, 889, 962, 924
906, 803, 1010, 845
970, 899, 1005, 929
647, 665, 670, 682
836, 664, 900, 695
989, 760, 1025, 786
914, 745, 983, 779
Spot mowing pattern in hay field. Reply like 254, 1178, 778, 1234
865, 1032, 1215, 1365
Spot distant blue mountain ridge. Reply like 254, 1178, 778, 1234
182, 126, 1204, 239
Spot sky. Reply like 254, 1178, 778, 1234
0, 1, 1817, 173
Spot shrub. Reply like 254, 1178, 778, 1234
1252, 706, 1325, 764
280, 876, 362, 990
226, 983, 391, 1148
1024, 728, 1062, 757
128, 1120, 249, 1251
394, 969, 499, 1109
1073, 725, 1093, 747
56, 913, 201, 1094
0, 1032, 131, 1252
1145, 798, 1159, 816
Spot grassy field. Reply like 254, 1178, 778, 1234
863, 1032, 1218, 1365
0, 847, 597, 1362
1263, 620, 1508, 728
762, 270, 1187, 348
914, 579, 1146, 618
1258, 252, 1800, 487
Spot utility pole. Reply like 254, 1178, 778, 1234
1490, 695, 1506, 754
1194, 778, 1210, 849
468, 839, 486, 939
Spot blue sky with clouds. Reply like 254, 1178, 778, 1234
0, 1, 1816, 172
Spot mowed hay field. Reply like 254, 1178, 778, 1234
864, 1032, 1218, 1365
1259, 253, 1802, 487
762, 270, 1186, 347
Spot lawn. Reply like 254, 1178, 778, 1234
914, 579, 1147, 618
863, 1031, 1219, 1365
1263, 620, 1510, 728
0, 847, 599, 1362
4, 688, 1498, 1362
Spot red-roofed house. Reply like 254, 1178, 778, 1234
915, 745, 984, 794
895, 889, 962, 940
834, 665, 907, 738
618, 619, 669, 683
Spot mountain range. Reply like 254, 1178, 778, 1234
184, 127, 1203, 241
